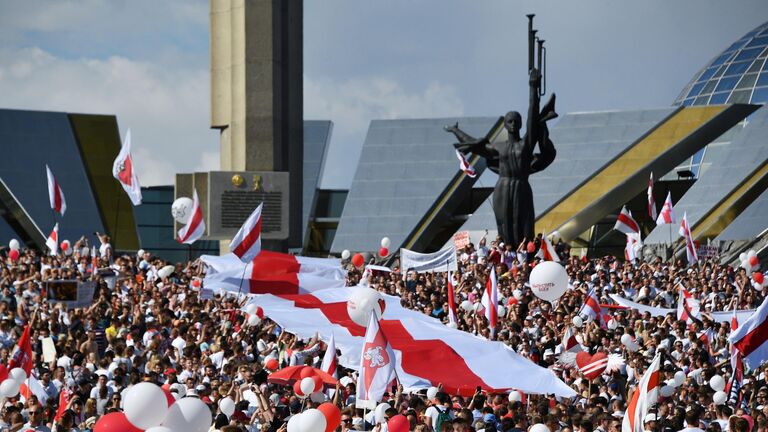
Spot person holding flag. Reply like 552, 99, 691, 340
356, 312, 396, 410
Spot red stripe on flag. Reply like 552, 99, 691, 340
179, 207, 204, 243
53, 182, 62, 213
248, 273, 301, 296
617, 212, 639, 233
233, 216, 262, 259
733, 317, 768, 358
279, 295, 367, 337
253, 251, 301, 275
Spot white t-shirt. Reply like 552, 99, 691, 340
425, 405, 452, 430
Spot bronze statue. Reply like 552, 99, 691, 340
446, 14, 557, 248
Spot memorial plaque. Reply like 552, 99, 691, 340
206, 171, 290, 240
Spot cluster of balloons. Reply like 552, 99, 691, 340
619, 334, 640, 352
341, 237, 392, 268
529, 261, 569, 303
709, 375, 727, 406
96, 382, 211, 432
379, 237, 390, 258
243, 303, 264, 326
292, 368, 326, 403
659, 370, 688, 397
286, 403, 340, 432
346, 287, 385, 327
0, 366, 28, 398
7, 239, 20, 261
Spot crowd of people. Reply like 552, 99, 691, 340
0, 231, 761, 432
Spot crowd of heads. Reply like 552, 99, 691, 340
0, 231, 762, 432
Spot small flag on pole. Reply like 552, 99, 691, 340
455, 150, 477, 178
46, 165, 66, 216
647, 172, 657, 221
177, 189, 206, 244
45, 223, 59, 255
112, 129, 143, 205
229, 203, 264, 263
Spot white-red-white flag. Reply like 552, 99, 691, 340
455, 150, 477, 178
230, 203, 263, 263
622, 353, 661, 432
177, 189, 206, 244
625, 233, 640, 262
446, 271, 458, 326
676, 284, 700, 324
561, 326, 581, 353
45, 165, 66, 216
112, 129, 142, 205
321, 333, 338, 378
481, 267, 499, 337
648, 172, 657, 221
45, 223, 58, 255
535, 235, 560, 262
678, 212, 698, 264
578, 287, 601, 322
614, 206, 640, 235
729, 295, 768, 369
19, 374, 49, 405
656, 192, 675, 225
356, 312, 397, 409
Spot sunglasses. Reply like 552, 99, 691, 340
342, 418, 352, 423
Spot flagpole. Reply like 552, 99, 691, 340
113, 190, 122, 250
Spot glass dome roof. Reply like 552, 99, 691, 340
675, 21, 768, 106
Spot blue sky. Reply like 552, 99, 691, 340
1, 0, 767, 188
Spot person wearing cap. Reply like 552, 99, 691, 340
643, 413, 657, 432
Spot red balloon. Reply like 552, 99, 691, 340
255, 306, 264, 319
61, 241, 70, 251
351, 253, 364, 268
750, 255, 759, 267
293, 380, 305, 396
754, 272, 765, 285
8, 250, 19, 261
526, 242, 536, 253
94, 412, 142, 432
388, 414, 409, 432
299, 366, 316, 380
161, 385, 175, 407
318, 402, 341, 432
191, 278, 201, 288
311, 375, 324, 393
0, 365, 8, 382
379, 247, 389, 257
265, 358, 279, 370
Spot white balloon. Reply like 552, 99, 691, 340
219, 397, 236, 417
146, 427, 174, 432
381, 237, 391, 248
659, 385, 674, 397
530, 424, 551, 432
607, 319, 618, 330
157, 265, 175, 279
9, 368, 26, 383
287, 413, 303, 432
709, 375, 725, 392
346, 288, 385, 327
171, 197, 194, 224
460, 300, 473, 312
124, 382, 170, 430
497, 305, 507, 317
446, 322, 458, 329
739, 252, 747, 262
0, 379, 20, 397
8, 239, 19, 251
713, 391, 727, 405
620, 334, 633, 347
162, 397, 212, 432
248, 314, 261, 326
300, 377, 316, 396
244, 303, 257, 315
674, 371, 686, 387
572, 316, 583, 328
529, 261, 568, 303
310, 391, 326, 403
508, 391, 522, 402
473, 302, 482, 313
513, 289, 523, 300
748, 249, 757, 259
426, 387, 439, 400
374, 403, 391, 424
299, 409, 327, 432
341, 250, 351, 260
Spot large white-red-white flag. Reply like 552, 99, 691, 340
677, 284, 700, 324
230, 203, 263, 263
455, 150, 477, 178
729, 295, 768, 369
46, 165, 66, 216
45, 223, 58, 255
647, 172, 657, 221
356, 313, 397, 409
678, 212, 698, 264
656, 192, 675, 225
535, 235, 560, 262
177, 189, 206, 244
321, 333, 338, 378
446, 271, 458, 326
614, 206, 640, 235
622, 353, 661, 432
247, 287, 576, 397
481, 267, 499, 337
112, 129, 142, 205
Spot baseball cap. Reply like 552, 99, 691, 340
644, 414, 657, 423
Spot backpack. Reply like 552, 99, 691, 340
434, 406, 451, 432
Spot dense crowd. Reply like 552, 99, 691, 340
0, 231, 761, 432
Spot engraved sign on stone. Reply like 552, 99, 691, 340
207, 171, 290, 240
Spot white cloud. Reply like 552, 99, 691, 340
0, 46, 218, 186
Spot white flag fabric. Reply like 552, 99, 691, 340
647, 172, 657, 221
730, 296, 768, 369
535, 235, 560, 262
356, 313, 397, 409
45, 165, 66, 216
200, 251, 344, 279
229, 203, 263, 263
45, 223, 59, 255
678, 212, 698, 264
455, 150, 477, 178
481, 267, 499, 337
321, 333, 338, 378
614, 206, 640, 235
608, 294, 754, 324
656, 192, 675, 225
622, 354, 661, 432
246, 287, 576, 397
676, 284, 700, 324
112, 129, 142, 205
400, 246, 457, 273
624, 233, 641, 262
177, 189, 206, 244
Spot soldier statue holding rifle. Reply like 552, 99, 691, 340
446, 14, 557, 248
